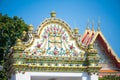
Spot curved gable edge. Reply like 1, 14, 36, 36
37, 18, 73, 39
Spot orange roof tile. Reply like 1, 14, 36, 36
99, 70, 120, 73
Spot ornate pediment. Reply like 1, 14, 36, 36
21, 11, 86, 58
7, 12, 101, 74
24, 19, 84, 57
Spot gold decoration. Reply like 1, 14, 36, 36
50, 32, 52, 35
87, 44, 97, 53
41, 48, 46, 55
13, 38, 26, 51
22, 31, 26, 39
28, 24, 34, 31
26, 50, 30, 54
80, 52, 84, 59
66, 49, 70, 55
50, 11, 56, 18
88, 43, 93, 49
73, 28, 79, 34
58, 32, 60, 35
97, 16, 100, 31
16, 39, 22, 46
92, 20, 94, 31
22, 31, 26, 36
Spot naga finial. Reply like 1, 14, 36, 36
92, 19, 94, 31
86, 18, 90, 30
97, 16, 100, 31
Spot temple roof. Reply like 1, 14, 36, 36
81, 28, 120, 68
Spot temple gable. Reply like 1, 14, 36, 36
94, 39, 118, 70
24, 23, 84, 57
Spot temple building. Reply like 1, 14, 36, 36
7, 11, 120, 80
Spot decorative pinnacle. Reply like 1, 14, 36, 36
22, 31, 26, 38
73, 27, 79, 34
28, 24, 34, 31
16, 39, 22, 46
86, 18, 90, 30
88, 43, 93, 49
50, 11, 56, 18
97, 17, 100, 31
92, 20, 94, 31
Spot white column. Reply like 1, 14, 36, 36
16, 72, 24, 80
89, 73, 98, 80
82, 72, 89, 80
24, 72, 31, 80
82, 76, 88, 80
12, 72, 30, 80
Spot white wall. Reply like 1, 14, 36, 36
10, 72, 98, 80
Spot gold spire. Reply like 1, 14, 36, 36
88, 43, 94, 49
13, 38, 26, 52
92, 20, 94, 31
73, 27, 79, 34
16, 39, 22, 46
86, 18, 90, 30
22, 31, 26, 37
22, 31, 26, 34
97, 17, 100, 31
22, 31, 27, 39
50, 11, 56, 18
87, 43, 97, 54
28, 24, 34, 31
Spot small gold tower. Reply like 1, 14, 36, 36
50, 11, 56, 18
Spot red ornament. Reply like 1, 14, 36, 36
37, 44, 41, 48
53, 50, 58, 55
70, 45, 74, 50
34, 51, 36, 54
43, 35, 47, 39
54, 26, 56, 30
62, 31, 64, 34
63, 36, 66, 40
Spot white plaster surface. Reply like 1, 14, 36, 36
10, 72, 99, 80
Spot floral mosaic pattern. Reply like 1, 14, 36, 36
25, 24, 83, 56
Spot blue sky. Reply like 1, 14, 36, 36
0, 0, 120, 57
